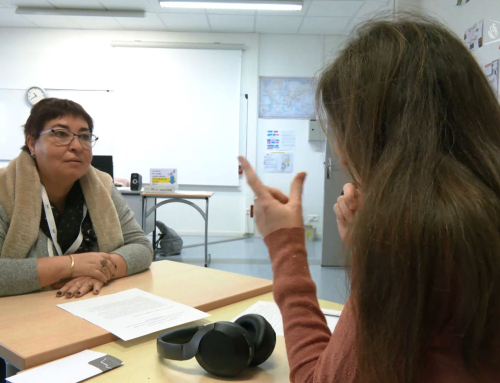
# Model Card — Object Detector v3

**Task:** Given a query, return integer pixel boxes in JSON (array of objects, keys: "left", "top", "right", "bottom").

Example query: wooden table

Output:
[
  {"left": 0, "top": 260, "right": 272, "bottom": 370},
  {"left": 141, "top": 192, "right": 215, "bottom": 266},
  {"left": 87, "top": 292, "right": 344, "bottom": 382}
]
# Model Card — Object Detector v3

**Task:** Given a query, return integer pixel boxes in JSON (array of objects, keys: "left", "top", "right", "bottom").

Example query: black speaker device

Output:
[
  {"left": 157, "top": 314, "right": 276, "bottom": 377},
  {"left": 130, "top": 173, "right": 142, "bottom": 191}
]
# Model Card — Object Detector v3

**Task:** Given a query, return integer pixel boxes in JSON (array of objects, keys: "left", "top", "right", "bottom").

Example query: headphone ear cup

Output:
[
  {"left": 235, "top": 314, "right": 276, "bottom": 367},
  {"left": 195, "top": 322, "right": 255, "bottom": 377}
]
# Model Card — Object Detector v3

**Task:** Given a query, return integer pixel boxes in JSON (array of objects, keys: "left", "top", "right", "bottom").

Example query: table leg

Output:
[
  {"left": 6, "top": 361, "right": 19, "bottom": 378},
  {"left": 205, "top": 197, "right": 210, "bottom": 267}
]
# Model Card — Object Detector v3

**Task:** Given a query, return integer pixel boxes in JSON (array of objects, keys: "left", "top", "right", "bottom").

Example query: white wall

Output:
[
  {"left": 415, "top": 0, "right": 499, "bottom": 69},
  {"left": 0, "top": 27, "right": 347, "bottom": 238},
  {"left": 257, "top": 34, "right": 345, "bottom": 238},
  {"left": 0, "top": 27, "right": 259, "bottom": 237}
]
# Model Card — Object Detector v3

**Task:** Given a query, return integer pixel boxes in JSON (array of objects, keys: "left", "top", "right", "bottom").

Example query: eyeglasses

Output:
[{"left": 39, "top": 128, "right": 99, "bottom": 149}]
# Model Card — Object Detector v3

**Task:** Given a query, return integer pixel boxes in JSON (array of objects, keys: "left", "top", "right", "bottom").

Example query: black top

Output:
[{"left": 40, "top": 181, "right": 98, "bottom": 254}]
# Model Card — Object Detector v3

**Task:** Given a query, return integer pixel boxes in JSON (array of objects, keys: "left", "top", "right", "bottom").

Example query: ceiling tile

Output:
[
  {"left": 49, "top": 0, "right": 105, "bottom": 8},
  {"left": 20, "top": 13, "right": 79, "bottom": 28},
  {"left": 208, "top": 14, "right": 254, "bottom": 32},
  {"left": 0, "top": 8, "right": 36, "bottom": 26},
  {"left": 355, "top": 1, "right": 393, "bottom": 19},
  {"left": 256, "top": 15, "right": 302, "bottom": 34},
  {"left": 307, "top": 1, "right": 363, "bottom": 17},
  {"left": 0, "top": 0, "right": 52, "bottom": 6},
  {"left": 300, "top": 16, "right": 350, "bottom": 34},
  {"left": 114, "top": 11, "right": 165, "bottom": 29},
  {"left": 155, "top": 7, "right": 205, "bottom": 14},
  {"left": 159, "top": 13, "right": 210, "bottom": 31},
  {"left": 66, "top": 15, "right": 123, "bottom": 29},
  {"left": 98, "top": 0, "right": 154, "bottom": 12}
]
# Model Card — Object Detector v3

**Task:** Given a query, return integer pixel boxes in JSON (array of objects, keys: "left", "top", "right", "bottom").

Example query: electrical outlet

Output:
[{"left": 307, "top": 215, "right": 319, "bottom": 222}]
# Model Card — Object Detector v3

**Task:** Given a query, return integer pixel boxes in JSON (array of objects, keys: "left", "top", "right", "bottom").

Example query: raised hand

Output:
[{"left": 239, "top": 156, "right": 306, "bottom": 237}]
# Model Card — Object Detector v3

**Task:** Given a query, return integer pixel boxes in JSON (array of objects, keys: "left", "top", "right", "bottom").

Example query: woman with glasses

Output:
[{"left": 0, "top": 98, "right": 153, "bottom": 298}]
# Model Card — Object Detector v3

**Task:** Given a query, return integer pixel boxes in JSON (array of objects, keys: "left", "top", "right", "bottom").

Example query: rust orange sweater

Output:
[{"left": 265, "top": 227, "right": 500, "bottom": 383}]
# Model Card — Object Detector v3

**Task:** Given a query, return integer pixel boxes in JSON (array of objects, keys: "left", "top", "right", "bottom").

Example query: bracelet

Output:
[{"left": 68, "top": 254, "right": 75, "bottom": 278}]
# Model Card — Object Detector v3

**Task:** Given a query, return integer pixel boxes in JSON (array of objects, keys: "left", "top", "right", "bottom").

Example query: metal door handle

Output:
[{"left": 326, "top": 158, "right": 332, "bottom": 179}]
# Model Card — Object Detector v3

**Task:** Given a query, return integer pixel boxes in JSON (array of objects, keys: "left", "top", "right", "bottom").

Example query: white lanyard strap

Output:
[{"left": 41, "top": 185, "right": 87, "bottom": 256}]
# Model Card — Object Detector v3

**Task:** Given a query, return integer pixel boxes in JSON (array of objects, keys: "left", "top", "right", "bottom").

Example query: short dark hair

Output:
[{"left": 22, "top": 98, "right": 94, "bottom": 153}]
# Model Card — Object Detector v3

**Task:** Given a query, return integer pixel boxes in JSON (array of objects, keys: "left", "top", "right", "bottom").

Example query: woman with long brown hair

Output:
[{"left": 239, "top": 15, "right": 500, "bottom": 383}]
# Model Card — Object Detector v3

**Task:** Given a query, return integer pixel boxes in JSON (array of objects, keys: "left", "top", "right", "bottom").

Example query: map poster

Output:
[{"left": 259, "top": 77, "right": 317, "bottom": 119}]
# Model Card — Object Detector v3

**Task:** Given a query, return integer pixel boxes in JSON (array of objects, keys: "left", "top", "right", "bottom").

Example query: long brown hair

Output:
[{"left": 317, "top": 15, "right": 500, "bottom": 382}]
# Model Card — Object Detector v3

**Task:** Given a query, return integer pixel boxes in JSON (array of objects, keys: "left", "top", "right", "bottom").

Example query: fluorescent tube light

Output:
[
  {"left": 111, "top": 41, "right": 246, "bottom": 50},
  {"left": 15, "top": 7, "right": 146, "bottom": 18},
  {"left": 159, "top": 0, "right": 302, "bottom": 11}
]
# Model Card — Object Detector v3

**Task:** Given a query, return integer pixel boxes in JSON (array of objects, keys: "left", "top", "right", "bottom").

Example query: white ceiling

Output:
[{"left": 0, "top": 0, "right": 393, "bottom": 35}]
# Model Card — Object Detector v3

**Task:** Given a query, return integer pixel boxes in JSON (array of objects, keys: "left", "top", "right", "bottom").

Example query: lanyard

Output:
[{"left": 41, "top": 184, "right": 88, "bottom": 256}]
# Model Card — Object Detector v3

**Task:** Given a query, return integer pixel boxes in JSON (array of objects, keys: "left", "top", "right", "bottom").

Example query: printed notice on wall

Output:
[
  {"left": 464, "top": 20, "right": 483, "bottom": 51},
  {"left": 281, "top": 130, "right": 296, "bottom": 151},
  {"left": 266, "top": 130, "right": 296, "bottom": 151},
  {"left": 264, "top": 153, "right": 294, "bottom": 173},
  {"left": 484, "top": 59, "right": 499, "bottom": 95}
]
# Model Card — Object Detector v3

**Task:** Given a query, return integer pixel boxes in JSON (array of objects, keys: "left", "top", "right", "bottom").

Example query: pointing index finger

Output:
[{"left": 238, "top": 156, "right": 269, "bottom": 199}]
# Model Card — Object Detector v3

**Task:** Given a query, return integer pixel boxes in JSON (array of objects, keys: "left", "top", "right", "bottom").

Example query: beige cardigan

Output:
[
  {"left": 0, "top": 151, "right": 153, "bottom": 296},
  {"left": 0, "top": 151, "right": 124, "bottom": 259}
]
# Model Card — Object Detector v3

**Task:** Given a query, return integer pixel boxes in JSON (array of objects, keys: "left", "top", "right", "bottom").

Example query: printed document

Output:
[{"left": 58, "top": 288, "right": 210, "bottom": 341}]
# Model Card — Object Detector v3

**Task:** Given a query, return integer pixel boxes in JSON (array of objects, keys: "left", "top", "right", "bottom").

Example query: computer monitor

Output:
[{"left": 91, "top": 155, "right": 113, "bottom": 179}]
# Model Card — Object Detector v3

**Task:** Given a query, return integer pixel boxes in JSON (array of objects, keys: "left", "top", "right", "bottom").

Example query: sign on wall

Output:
[
  {"left": 464, "top": 20, "right": 484, "bottom": 50},
  {"left": 484, "top": 59, "right": 499, "bottom": 95}
]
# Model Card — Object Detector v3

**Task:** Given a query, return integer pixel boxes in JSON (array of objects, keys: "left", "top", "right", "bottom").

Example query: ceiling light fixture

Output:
[
  {"left": 159, "top": 0, "right": 302, "bottom": 11},
  {"left": 112, "top": 41, "right": 246, "bottom": 50},
  {"left": 15, "top": 7, "right": 146, "bottom": 18}
]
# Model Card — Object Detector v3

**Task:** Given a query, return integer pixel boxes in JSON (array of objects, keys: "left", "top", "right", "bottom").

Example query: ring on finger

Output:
[
  {"left": 100, "top": 258, "right": 108, "bottom": 267},
  {"left": 102, "top": 267, "right": 109, "bottom": 273}
]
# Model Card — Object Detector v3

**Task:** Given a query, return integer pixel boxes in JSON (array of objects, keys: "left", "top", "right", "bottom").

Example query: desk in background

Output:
[
  {"left": 118, "top": 188, "right": 156, "bottom": 235},
  {"left": 88, "top": 292, "right": 344, "bottom": 382},
  {"left": 0, "top": 261, "right": 272, "bottom": 371},
  {"left": 141, "top": 192, "right": 214, "bottom": 267},
  {"left": 118, "top": 188, "right": 214, "bottom": 267}
]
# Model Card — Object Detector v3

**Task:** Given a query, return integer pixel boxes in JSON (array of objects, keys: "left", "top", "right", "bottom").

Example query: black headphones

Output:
[{"left": 157, "top": 314, "right": 276, "bottom": 377}]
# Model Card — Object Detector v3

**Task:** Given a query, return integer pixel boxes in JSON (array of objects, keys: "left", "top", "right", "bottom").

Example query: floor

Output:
[{"left": 153, "top": 235, "right": 350, "bottom": 305}]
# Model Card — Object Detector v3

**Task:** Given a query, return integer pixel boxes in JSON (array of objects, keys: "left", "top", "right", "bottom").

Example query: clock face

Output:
[{"left": 27, "top": 87, "right": 46, "bottom": 105}]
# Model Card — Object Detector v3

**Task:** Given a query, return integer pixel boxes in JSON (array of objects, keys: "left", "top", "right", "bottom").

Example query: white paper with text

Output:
[{"left": 57, "top": 288, "right": 209, "bottom": 340}]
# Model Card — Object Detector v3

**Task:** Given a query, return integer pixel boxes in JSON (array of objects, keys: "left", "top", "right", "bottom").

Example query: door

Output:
[{"left": 321, "top": 143, "right": 349, "bottom": 267}]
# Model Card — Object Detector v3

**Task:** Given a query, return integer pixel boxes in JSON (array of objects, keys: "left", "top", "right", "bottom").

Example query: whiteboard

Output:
[
  {"left": 0, "top": 90, "right": 115, "bottom": 160},
  {"left": 0, "top": 89, "right": 31, "bottom": 160},
  {"left": 0, "top": 48, "right": 242, "bottom": 186},
  {"left": 112, "top": 48, "right": 242, "bottom": 187}
]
